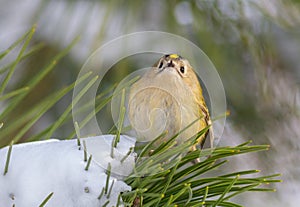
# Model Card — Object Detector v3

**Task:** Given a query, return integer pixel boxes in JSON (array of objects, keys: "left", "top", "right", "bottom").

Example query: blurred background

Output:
[{"left": 0, "top": 0, "right": 299, "bottom": 206}]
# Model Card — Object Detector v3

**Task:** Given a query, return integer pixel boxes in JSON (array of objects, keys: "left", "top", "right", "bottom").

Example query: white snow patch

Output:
[{"left": 0, "top": 135, "right": 136, "bottom": 207}]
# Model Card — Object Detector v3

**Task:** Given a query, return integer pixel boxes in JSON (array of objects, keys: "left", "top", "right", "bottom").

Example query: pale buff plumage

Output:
[{"left": 128, "top": 54, "right": 213, "bottom": 150}]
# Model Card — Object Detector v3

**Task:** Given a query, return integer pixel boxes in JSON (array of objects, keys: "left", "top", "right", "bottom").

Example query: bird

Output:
[{"left": 128, "top": 54, "right": 213, "bottom": 153}]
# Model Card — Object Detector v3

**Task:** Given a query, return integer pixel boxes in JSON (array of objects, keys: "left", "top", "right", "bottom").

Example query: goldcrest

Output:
[{"left": 128, "top": 54, "right": 213, "bottom": 151}]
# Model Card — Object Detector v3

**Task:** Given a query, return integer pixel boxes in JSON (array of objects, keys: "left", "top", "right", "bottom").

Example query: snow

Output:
[{"left": 0, "top": 135, "right": 136, "bottom": 207}]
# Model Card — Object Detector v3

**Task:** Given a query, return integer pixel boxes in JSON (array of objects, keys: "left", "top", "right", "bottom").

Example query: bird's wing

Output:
[{"left": 199, "top": 103, "right": 214, "bottom": 149}]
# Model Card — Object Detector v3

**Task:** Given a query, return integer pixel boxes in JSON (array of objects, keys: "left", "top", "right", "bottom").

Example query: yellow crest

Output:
[{"left": 169, "top": 54, "right": 179, "bottom": 59}]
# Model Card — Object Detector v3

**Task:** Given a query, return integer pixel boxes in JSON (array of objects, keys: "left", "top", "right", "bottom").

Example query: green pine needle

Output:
[
  {"left": 85, "top": 155, "right": 92, "bottom": 171},
  {"left": 38, "top": 192, "right": 54, "bottom": 207},
  {"left": 105, "top": 163, "right": 112, "bottom": 194},
  {"left": 3, "top": 141, "right": 13, "bottom": 175},
  {"left": 122, "top": 140, "right": 281, "bottom": 206}
]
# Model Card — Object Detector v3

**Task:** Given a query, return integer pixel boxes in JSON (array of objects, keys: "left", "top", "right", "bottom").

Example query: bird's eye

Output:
[
  {"left": 180, "top": 66, "right": 185, "bottom": 73},
  {"left": 158, "top": 61, "right": 163, "bottom": 69}
]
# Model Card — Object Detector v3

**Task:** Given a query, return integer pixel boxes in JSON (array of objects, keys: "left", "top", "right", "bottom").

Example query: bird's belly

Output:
[{"left": 129, "top": 88, "right": 200, "bottom": 144}]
